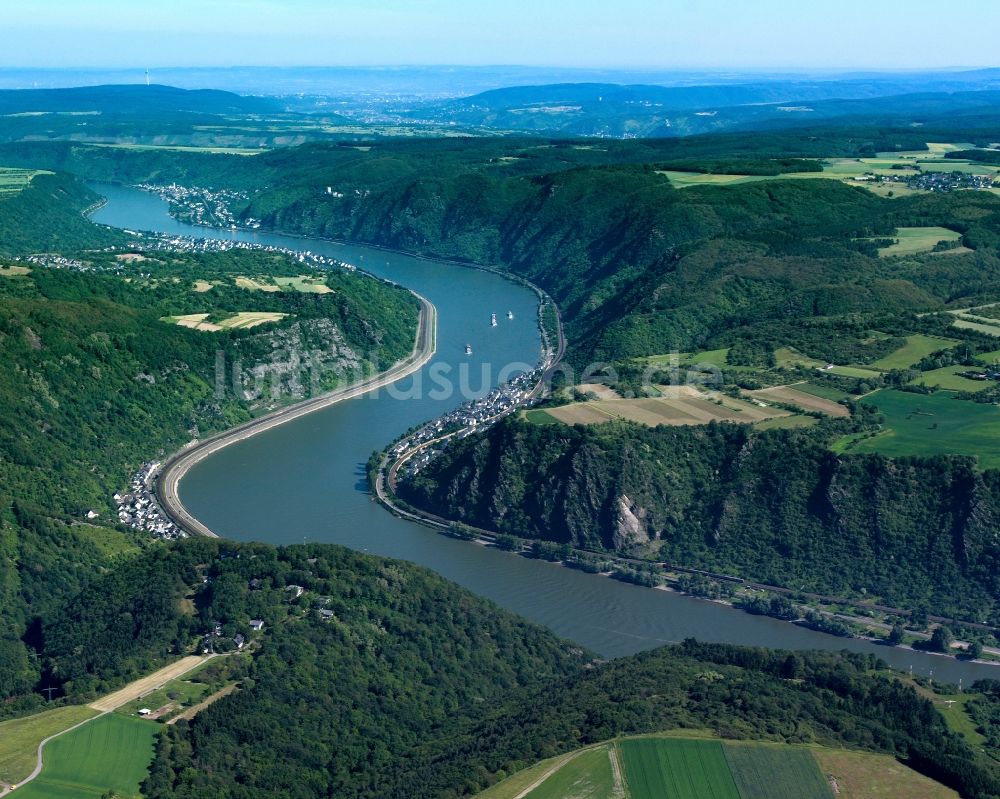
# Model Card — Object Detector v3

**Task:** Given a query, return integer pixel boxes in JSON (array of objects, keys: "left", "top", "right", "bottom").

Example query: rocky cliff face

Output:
[{"left": 400, "top": 417, "right": 1000, "bottom": 621}]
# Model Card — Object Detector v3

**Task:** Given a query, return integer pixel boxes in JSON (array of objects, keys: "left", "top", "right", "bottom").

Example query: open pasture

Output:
[
  {"left": 845, "top": 389, "right": 1000, "bottom": 469},
  {"left": 0, "top": 265, "right": 31, "bottom": 276},
  {"left": 908, "top": 366, "right": 996, "bottom": 392},
  {"left": 235, "top": 276, "right": 281, "bottom": 292},
  {"left": 872, "top": 334, "right": 959, "bottom": 370},
  {"left": 822, "top": 365, "right": 882, "bottom": 379},
  {"left": 747, "top": 385, "right": 849, "bottom": 417},
  {"left": 774, "top": 347, "right": 825, "bottom": 369},
  {"left": 13, "top": 714, "right": 157, "bottom": 799},
  {"left": 812, "top": 749, "right": 957, "bottom": 799},
  {"left": 877, "top": 227, "right": 962, "bottom": 257}
]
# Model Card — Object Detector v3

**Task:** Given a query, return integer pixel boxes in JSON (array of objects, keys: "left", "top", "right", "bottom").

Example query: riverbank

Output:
[{"left": 155, "top": 293, "right": 437, "bottom": 537}]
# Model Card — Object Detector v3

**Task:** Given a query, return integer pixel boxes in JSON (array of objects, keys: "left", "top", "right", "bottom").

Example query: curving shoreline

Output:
[{"left": 155, "top": 294, "right": 436, "bottom": 538}]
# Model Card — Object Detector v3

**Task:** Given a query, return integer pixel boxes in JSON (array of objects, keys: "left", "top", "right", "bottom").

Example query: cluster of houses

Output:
[
  {"left": 139, "top": 182, "right": 258, "bottom": 230},
  {"left": 129, "top": 231, "right": 356, "bottom": 272},
  {"left": 864, "top": 171, "right": 998, "bottom": 192},
  {"left": 200, "top": 618, "right": 265, "bottom": 654},
  {"left": 392, "top": 367, "right": 543, "bottom": 477},
  {"left": 961, "top": 366, "right": 1000, "bottom": 381},
  {"left": 115, "top": 461, "right": 184, "bottom": 540}
]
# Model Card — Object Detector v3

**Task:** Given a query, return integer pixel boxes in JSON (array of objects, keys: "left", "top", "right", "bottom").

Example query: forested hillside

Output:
[
  {"left": 6, "top": 134, "right": 1000, "bottom": 367},
  {"left": 0, "top": 171, "right": 123, "bottom": 255},
  {"left": 400, "top": 418, "right": 1000, "bottom": 623},
  {"left": 0, "top": 191, "right": 419, "bottom": 710}
]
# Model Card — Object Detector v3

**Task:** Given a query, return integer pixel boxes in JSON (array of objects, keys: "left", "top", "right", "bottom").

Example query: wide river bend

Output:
[{"left": 92, "top": 184, "right": 995, "bottom": 683}]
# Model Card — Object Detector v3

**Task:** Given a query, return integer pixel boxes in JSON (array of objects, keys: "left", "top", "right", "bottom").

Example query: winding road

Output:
[{"left": 156, "top": 294, "right": 437, "bottom": 537}]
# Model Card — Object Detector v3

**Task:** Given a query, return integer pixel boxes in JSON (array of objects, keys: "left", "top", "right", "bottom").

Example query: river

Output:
[{"left": 91, "top": 183, "right": 996, "bottom": 684}]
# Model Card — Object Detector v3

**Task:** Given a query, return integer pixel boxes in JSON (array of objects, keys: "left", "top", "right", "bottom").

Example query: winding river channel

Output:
[{"left": 92, "top": 184, "right": 996, "bottom": 684}]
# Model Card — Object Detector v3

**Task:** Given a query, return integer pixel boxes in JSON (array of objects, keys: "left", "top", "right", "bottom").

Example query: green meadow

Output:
[
  {"left": 872, "top": 334, "right": 959, "bottom": 370},
  {"left": 846, "top": 390, "right": 1000, "bottom": 469},
  {"left": 14, "top": 714, "right": 157, "bottom": 799}
]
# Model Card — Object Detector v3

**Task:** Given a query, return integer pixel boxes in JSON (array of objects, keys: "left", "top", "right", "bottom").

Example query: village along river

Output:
[{"left": 93, "top": 184, "right": 996, "bottom": 684}]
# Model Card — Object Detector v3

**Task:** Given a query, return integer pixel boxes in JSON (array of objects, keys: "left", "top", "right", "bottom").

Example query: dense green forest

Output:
[
  {"left": 0, "top": 186, "right": 419, "bottom": 710},
  {"left": 400, "top": 417, "right": 1000, "bottom": 624},
  {"left": 35, "top": 536, "right": 996, "bottom": 799},
  {"left": 0, "top": 171, "right": 124, "bottom": 255}
]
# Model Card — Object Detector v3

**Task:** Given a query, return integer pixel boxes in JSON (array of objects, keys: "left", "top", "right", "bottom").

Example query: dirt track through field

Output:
[{"left": 88, "top": 656, "right": 210, "bottom": 712}]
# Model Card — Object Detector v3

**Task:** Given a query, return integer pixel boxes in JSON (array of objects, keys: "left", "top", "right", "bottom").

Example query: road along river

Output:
[{"left": 92, "top": 183, "right": 997, "bottom": 683}]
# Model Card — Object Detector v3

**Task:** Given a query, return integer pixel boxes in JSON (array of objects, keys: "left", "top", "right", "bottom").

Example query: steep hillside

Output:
[{"left": 400, "top": 417, "right": 1000, "bottom": 623}]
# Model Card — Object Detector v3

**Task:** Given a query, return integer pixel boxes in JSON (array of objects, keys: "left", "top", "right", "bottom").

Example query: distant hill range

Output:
[
  {"left": 403, "top": 70, "right": 1000, "bottom": 136},
  {"left": 0, "top": 84, "right": 281, "bottom": 117}
]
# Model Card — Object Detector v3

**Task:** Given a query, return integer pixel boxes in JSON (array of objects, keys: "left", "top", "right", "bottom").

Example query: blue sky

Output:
[{"left": 3, "top": 0, "right": 999, "bottom": 69}]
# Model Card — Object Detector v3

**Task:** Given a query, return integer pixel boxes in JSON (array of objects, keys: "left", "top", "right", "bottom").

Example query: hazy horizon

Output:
[{"left": 4, "top": 0, "right": 1000, "bottom": 71}]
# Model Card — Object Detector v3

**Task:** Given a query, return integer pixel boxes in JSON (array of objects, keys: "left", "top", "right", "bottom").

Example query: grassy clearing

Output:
[
  {"left": 774, "top": 347, "right": 825, "bottom": 369},
  {"left": 975, "top": 349, "right": 1000, "bottom": 365},
  {"left": 844, "top": 389, "right": 1000, "bottom": 469},
  {"left": 69, "top": 523, "right": 142, "bottom": 558},
  {"left": 14, "top": 714, "right": 157, "bottom": 799},
  {"left": 0, "top": 706, "right": 99, "bottom": 785},
  {"left": 522, "top": 409, "right": 564, "bottom": 425},
  {"left": 474, "top": 754, "right": 571, "bottom": 799},
  {"left": 872, "top": 334, "right": 959, "bottom": 370},
  {"left": 0, "top": 265, "right": 31, "bottom": 276},
  {"left": 952, "top": 316, "right": 1000, "bottom": 337},
  {"left": 823, "top": 365, "right": 883, "bottom": 379},
  {"left": 722, "top": 742, "right": 832, "bottom": 799},
  {"left": 273, "top": 275, "right": 334, "bottom": 294},
  {"left": 754, "top": 414, "right": 818, "bottom": 430},
  {"left": 525, "top": 747, "right": 616, "bottom": 799},
  {"left": 619, "top": 738, "right": 739, "bottom": 799},
  {"left": 812, "top": 749, "right": 958, "bottom": 799},
  {"left": 192, "top": 280, "right": 214, "bottom": 292},
  {"left": 878, "top": 227, "right": 962, "bottom": 258},
  {"left": 236, "top": 275, "right": 332, "bottom": 294},
  {"left": 235, "top": 276, "right": 281, "bottom": 292},
  {"left": 908, "top": 366, "right": 996, "bottom": 392}
]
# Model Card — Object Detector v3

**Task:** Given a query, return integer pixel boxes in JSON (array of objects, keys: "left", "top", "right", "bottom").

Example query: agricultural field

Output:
[
  {"left": 477, "top": 736, "right": 957, "bottom": 799},
  {"left": 0, "top": 264, "right": 31, "bottom": 276},
  {"left": 619, "top": 738, "right": 739, "bottom": 799},
  {"left": 722, "top": 743, "right": 831, "bottom": 799},
  {"left": 90, "top": 142, "right": 265, "bottom": 155},
  {"left": 192, "top": 279, "right": 215, "bottom": 292},
  {"left": 877, "top": 227, "right": 963, "bottom": 258},
  {"left": 162, "top": 311, "right": 288, "bottom": 331},
  {"left": 843, "top": 389, "right": 1000, "bottom": 469},
  {"left": 747, "top": 385, "right": 850, "bottom": 417},
  {"left": 0, "top": 167, "right": 49, "bottom": 196},
  {"left": 0, "top": 706, "right": 98, "bottom": 785},
  {"left": 872, "top": 334, "right": 959, "bottom": 370},
  {"left": 535, "top": 388, "right": 790, "bottom": 428},
  {"left": 13, "top": 714, "right": 157, "bottom": 799},
  {"left": 753, "top": 414, "right": 817, "bottom": 430}
]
